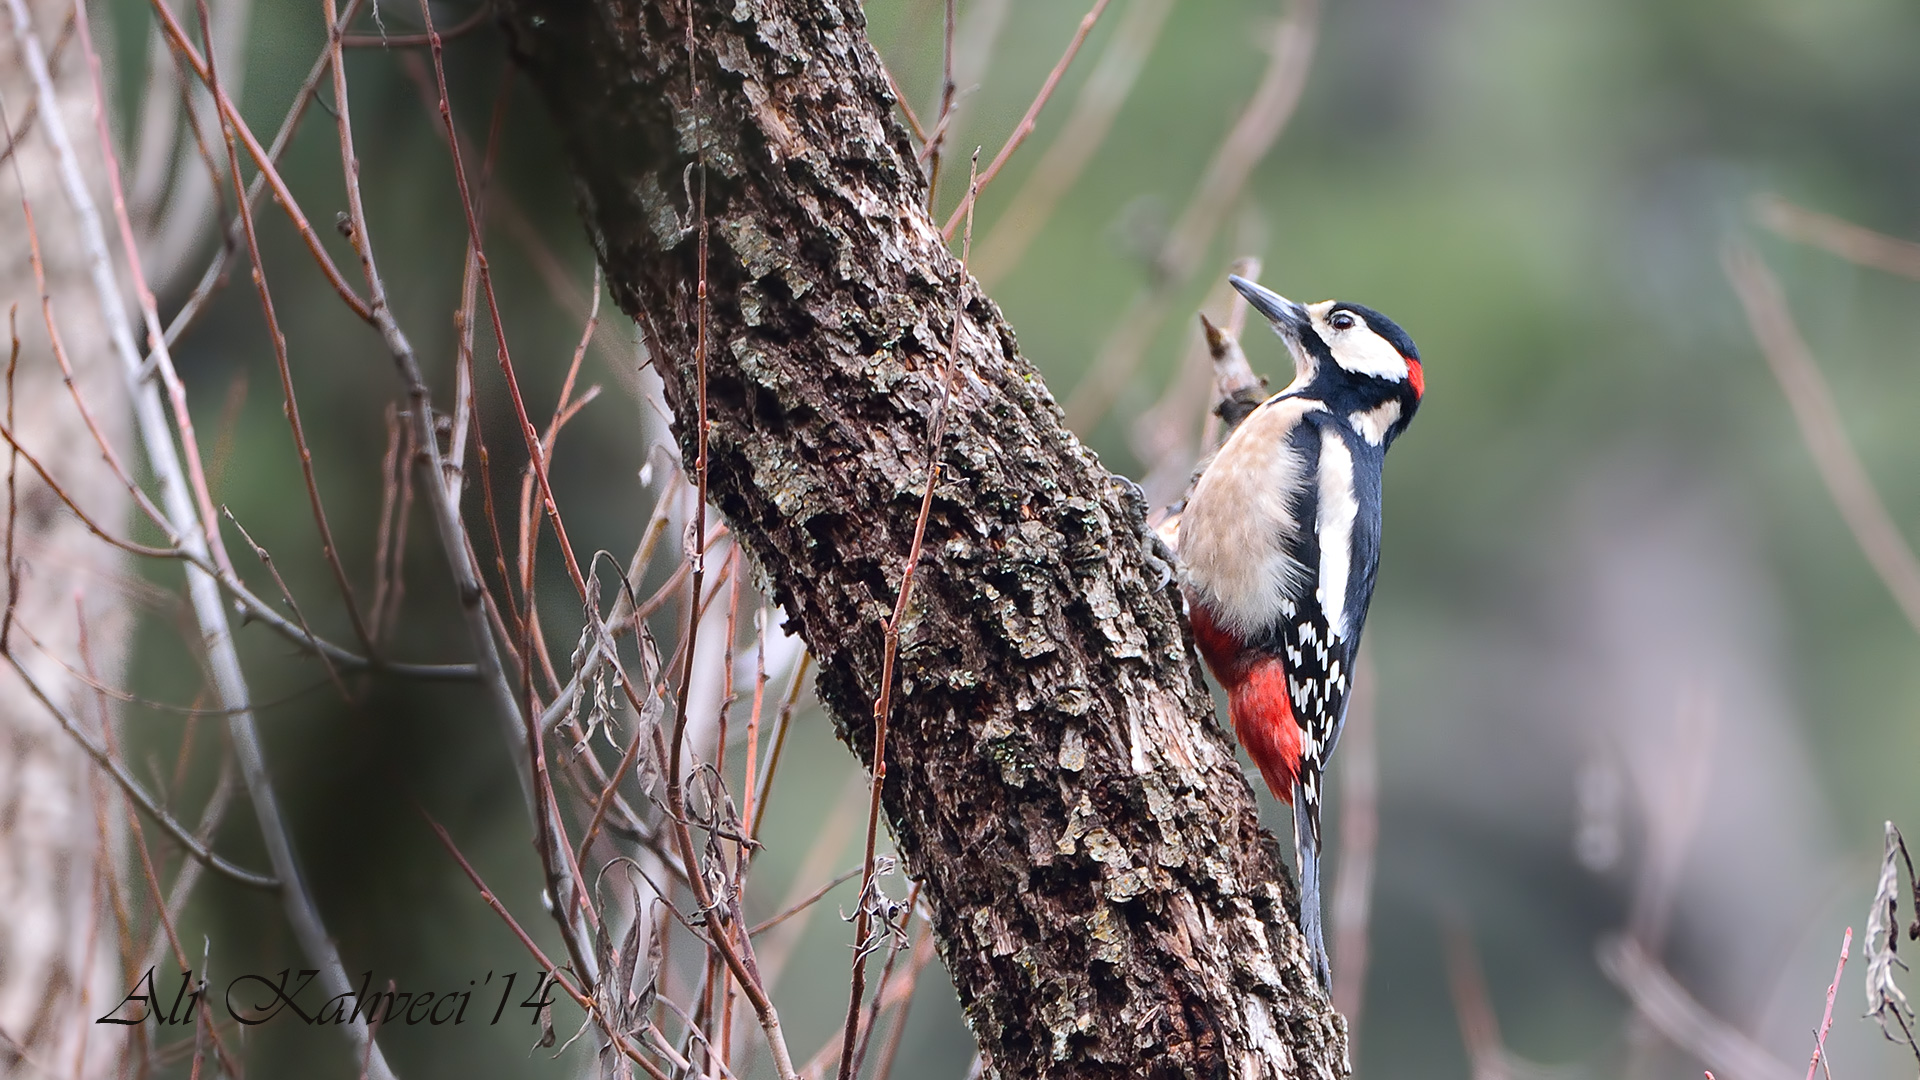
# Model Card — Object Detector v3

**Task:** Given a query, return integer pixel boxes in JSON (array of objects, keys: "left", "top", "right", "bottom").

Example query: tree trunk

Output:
[
  {"left": 498, "top": 3, "right": 1348, "bottom": 1076},
  {"left": 0, "top": 0, "right": 134, "bottom": 1073}
]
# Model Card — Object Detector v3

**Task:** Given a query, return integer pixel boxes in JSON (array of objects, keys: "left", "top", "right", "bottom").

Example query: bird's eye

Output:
[{"left": 1328, "top": 311, "right": 1357, "bottom": 332}]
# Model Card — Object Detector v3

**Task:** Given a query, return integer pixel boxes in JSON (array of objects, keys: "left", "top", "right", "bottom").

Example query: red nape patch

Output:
[
  {"left": 1406, "top": 358, "right": 1425, "bottom": 399},
  {"left": 1229, "top": 661, "right": 1300, "bottom": 804}
]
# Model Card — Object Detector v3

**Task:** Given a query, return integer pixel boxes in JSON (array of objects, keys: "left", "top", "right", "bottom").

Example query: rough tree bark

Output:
[{"left": 499, "top": 2, "right": 1348, "bottom": 1076}]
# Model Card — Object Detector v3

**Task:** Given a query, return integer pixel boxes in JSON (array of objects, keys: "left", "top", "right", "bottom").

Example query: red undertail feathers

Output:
[
  {"left": 1187, "top": 599, "right": 1302, "bottom": 803},
  {"left": 1229, "top": 662, "right": 1301, "bottom": 803}
]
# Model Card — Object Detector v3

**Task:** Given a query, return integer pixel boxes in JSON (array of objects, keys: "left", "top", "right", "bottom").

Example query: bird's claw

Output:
[{"left": 1112, "top": 474, "right": 1178, "bottom": 592}]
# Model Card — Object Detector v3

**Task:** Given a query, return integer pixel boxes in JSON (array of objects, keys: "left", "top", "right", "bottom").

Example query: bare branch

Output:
[
  {"left": 200, "top": 0, "right": 377, "bottom": 653},
  {"left": 1754, "top": 194, "right": 1920, "bottom": 281},
  {"left": 147, "top": 0, "right": 373, "bottom": 323},
  {"left": 939, "top": 0, "right": 1113, "bottom": 239},
  {"left": 341, "top": 2, "right": 491, "bottom": 47},
  {"left": 970, "top": 0, "right": 1176, "bottom": 286},
  {"left": 8, "top": 0, "right": 396, "bottom": 1071},
  {"left": 423, "top": 814, "right": 666, "bottom": 1076},
  {"left": 1598, "top": 935, "right": 1799, "bottom": 1080},
  {"left": 1723, "top": 241, "right": 1920, "bottom": 638},
  {"left": 1064, "top": 0, "right": 1319, "bottom": 431},
  {"left": 156, "top": 0, "right": 370, "bottom": 344},
  {"left": 3, "top": 653, "right": 277, "bottom": 891},
  {"left": 1803, "top": 928, "right": 1850, "bottom": 1080}
]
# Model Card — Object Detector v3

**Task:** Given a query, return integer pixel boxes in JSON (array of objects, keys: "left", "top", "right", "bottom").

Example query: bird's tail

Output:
[{"left": 1291, "top": 779, "right": 1331, "bottom": 992}]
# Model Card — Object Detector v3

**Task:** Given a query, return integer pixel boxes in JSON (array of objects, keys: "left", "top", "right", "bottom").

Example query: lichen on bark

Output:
[{"left": 499, "top": 1, "right": 1349, "bottom": 1075}]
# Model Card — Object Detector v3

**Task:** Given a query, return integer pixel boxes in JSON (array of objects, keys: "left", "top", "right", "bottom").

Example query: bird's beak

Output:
[{"left": 1228, "top": 275, "right": 1310, "bottom": 337}]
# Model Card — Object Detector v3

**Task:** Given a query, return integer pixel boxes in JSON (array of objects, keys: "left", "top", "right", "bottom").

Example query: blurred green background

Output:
[{"left": 100, "top": 0, "right": 1920, "bottom": 1076}]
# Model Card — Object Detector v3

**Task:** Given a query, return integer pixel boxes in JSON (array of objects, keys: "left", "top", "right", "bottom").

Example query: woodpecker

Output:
[{"left": 1178, "top": 275, "right": 1423, "bottom": 992}]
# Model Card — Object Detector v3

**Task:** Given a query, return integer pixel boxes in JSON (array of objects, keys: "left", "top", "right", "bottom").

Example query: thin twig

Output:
[
  {"left": 838, "top": 153, "right": 982, "bottom": 1080},
  {"left": 747, "top": 773, "right": 865, "bottom": 1009},
  {"left": 1064, "top": 0, "right": 1320, "bottom": 431},
  {"left": 420, "top": 0, "right": 594, "bottom": 615},
  {"left": 2, "top": 306, "right": 16, "bottom": 653},
  {"left": 6, "top": 8, "right": 390, "bottom": 1073},
  {"left": 923, "top": 0, "right": 956, "bottom": 208},
  {"left": 10, "top": 618, "right": 329, "bottom": 717},
  {"left": 1804, "top": 928, "right": 1851, "bottom": 1080},
  {"left": 341, "top": 1, "right": 491, "bottom": 46},
  {"left": 146, "top": 0, "right": 372, "bottom": 322},
  {"left": 939, "top": 0, "right": 1114, "bottom": 240},
  {"left": 223, "top": 509, "right": 361, "bottom": 710},
  {"left": 424, "top": 813, "right": 667, "bottom": 1078},
  {"left": 880, "top": 62, "right": 930, "bottom": 145},
  {"left": 444, "top": 66, "right": 514, "bottom": 501},
  {"left": 751, "top": 649, "right": 811, "bottom": 842},
  {"left": 738, "top": 605, "right": 771, "bottom": 851},
  {"left": 648, "top": 6, "right": 798, "bottom": 1074},
  {"left": 0, "top": 421, "right": 177, "bottom": 559},
  {"left": 870, "top": 915, "right": 939, "bottom": 1080},
  {"left": 370, "top": 405, "right": 406, "bottom": 638},
  {"left": 851, "top": 883, "right": 922, "bottom": 1079},
  {"left": 155, "top": 0, "right": 371, "bottom": 346},
  {"left": 1754, "top": 194, "right": 1920, "bottom": 281},
  {"left": 971, "top": 0, "right": 1177, "bottom": 285},
  {"left": 750, "top": 867, "right": 864, "bottom": 937},
  {"left": 138, "top": 18, "right": 234, "bottom": 288},
  {"left": 1598, "top": 935, "right": 1799, "bottom": 1080},
  {"left": 199, "top": 0, "right": 377, "bottom": 652},
  {"left": 1724, "top": 241, "right": 1920, "bottom": 638},
  {"left": 2, "top": 653, "right": 277, "bottom": 890},
  {"left": 211, "top": 552, "right": 477, "bottom": 679},
  {"left": 128, "top": 19, "right": 186, "bottom": 218}
]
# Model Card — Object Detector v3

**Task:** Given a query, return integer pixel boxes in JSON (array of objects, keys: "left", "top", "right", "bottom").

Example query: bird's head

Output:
[{"left": 1228, "top": 275, "right": 1424, "bottom": 442}]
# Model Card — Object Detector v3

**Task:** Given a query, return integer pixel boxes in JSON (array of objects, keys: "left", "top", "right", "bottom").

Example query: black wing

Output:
[{"left": 1262, "top": 417, "right": 1382, "bottom": 842}]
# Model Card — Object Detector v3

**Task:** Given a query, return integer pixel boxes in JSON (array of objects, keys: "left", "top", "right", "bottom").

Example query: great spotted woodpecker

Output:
[{"left": 1178, "top": 275, "right": 1423, "bottom": 991}]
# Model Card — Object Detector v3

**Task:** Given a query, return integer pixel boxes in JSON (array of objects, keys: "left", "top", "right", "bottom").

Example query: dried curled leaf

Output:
[{"left": 1866, "top": 822, "right": 1920, "bottom": 1065}]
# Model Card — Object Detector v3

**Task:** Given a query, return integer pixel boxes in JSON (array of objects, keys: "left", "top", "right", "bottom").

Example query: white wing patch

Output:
[
  {"left": 1177, "top": 397, "right": 1322, "bottom": 638},
  {"left": 1314, "top": 428, "right": 1358, "bottom": 640}
]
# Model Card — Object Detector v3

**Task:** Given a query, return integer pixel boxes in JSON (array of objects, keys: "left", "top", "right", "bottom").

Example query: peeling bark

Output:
[{"left": 498, "top": 2, "right": 1348, "bottom": 1076}]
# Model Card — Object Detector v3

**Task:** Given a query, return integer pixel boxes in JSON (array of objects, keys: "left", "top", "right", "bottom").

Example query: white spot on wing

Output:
[{"left": 1315, "top": 428, "right": 1358, "bottom": 640}]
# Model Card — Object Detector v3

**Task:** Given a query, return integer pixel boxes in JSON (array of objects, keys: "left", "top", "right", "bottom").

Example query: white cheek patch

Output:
[
  {"left": 1314, "top": 428, "right": 1358, "bottom": 640},
  {"left": 1327, "top": 328, "right": 1409, "bottom": 382},
  {"left": 1347, "top": 399, "right": 1401, "bottom": 446},
  {"left": 1178, "top": 397, "right": 1323, "bottom": 638}
]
